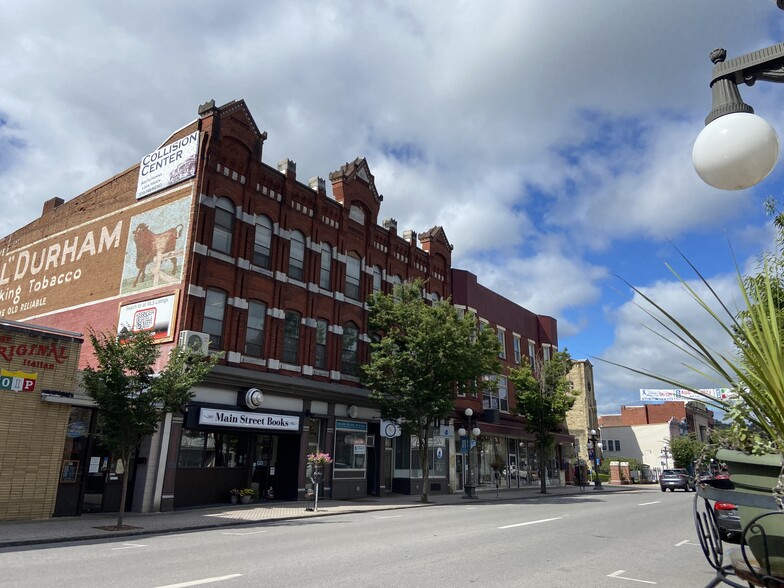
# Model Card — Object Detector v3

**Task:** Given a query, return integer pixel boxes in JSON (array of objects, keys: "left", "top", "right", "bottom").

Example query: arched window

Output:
[
  {"left": 288, "top": 231, "right": 305, "bottom": 281},
  {"left": 319, "top": 243, "right": 332, "bottom": 289},
  {"left": 245, "top": 300, "right": 267, "bottom": 357},
  {"left": 203, "top": 288, "right": 227, "bottom": 349},
  {"left": 372, "top": 266, "right": 383, "bottom": 293},
  {"left": 314, "top": 318, "right": 328, "bottom": 369},
  {"left": 283, "top": 311, "right": 301, "bottom": 364},
  {"left": 211, "top": 197, "right": 235, "bottom": 254},
  {"left": 341, "top": 322, "right": 359, "bottom": 376},
  {"left": 345, "top": 254, "right": 361, "bottom": 300},
  {"left": 349, "top": 204, "right": 365, "bottom": 225},
  {"left": 253, "top": 216, "right": 273, "bottom": 268}
]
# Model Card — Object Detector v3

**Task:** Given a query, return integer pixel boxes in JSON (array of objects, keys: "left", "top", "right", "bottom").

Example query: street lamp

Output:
[
  {"left": 458, "top": 408, "right": 481, "bottom": 499},
  {"left": 692, "top": 4, "right": 784, "bottom": 190},
  {"left": 587, "top": 429, "right": 603, "bottom": 490},
  {"left": 660, "top": 446, "right": 671, "bottom": 470}
]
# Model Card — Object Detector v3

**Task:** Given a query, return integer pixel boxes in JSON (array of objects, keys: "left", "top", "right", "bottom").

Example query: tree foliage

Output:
[
  {"left": 668, "top": 434, "right": 704, "bottom": 472},
  {"left": 82, "top": 329, "right": 220, "bottom": 527},
  {"left": 362, "top": 279, "right": 502, "bottom": 503},
  {"left": 510, "top": 349, "right": 576, "bottom": 493}
]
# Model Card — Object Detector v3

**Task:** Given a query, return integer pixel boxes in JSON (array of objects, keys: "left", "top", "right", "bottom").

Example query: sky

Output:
[{"left": 2, "top": 1, "right": 784, "bottom": 418}]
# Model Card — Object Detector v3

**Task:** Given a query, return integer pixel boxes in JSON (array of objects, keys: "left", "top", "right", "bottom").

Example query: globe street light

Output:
[
  {"left": 660, "top": 446, "right": 671, "bottom": 470},
  {"left": 458, "top": 408, "right": 481, "bottom": 499},
  {"left": 588, "top": 428, "right": 603, "bottom": 490},
  {"left": 692, "top": 5, "right": 784, "bottom": 190}
]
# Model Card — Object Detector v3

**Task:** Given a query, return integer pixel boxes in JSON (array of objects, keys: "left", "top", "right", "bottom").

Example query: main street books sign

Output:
[
  {"left": 135, "top": 131, "right": 199, "bottom": 200},
  {"left": 198, "top": 408, "right": 300, "bottom": 432}
]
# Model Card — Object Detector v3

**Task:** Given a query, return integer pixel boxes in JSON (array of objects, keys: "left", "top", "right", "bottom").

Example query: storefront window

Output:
[
  {"left": 334, "top": 420, "right": 367, "bottom": 471},
  {"left": 177, "top": 430, "right": 249, "bottom": 467},
  {"left": 410, "top": 435, "right": 447, "bottom": 478}
]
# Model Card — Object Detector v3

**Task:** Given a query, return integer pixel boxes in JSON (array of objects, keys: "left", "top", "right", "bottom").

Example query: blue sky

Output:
[{"left": 2, "top": 1, "right": 784, "bottom": 417}]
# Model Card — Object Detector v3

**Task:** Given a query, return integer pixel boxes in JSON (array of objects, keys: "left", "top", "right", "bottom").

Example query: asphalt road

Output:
[{"left": 1, "top": 487, "right": 718, "bottom": 587}]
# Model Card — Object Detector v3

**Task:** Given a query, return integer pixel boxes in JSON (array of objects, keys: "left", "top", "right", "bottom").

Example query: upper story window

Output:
[
  {"left": 341, "top": 321, "right": 359, "bottom": 376},
  {"left": 212, "top": 197, "right": 235, "bottom": 254},
  {"left": 513, "top": 335, "right": 522, "bottom": 364},
  {"left": 497, "top": 328, "right": 506, "bottom": 359},
  {"left": 543, "top": 344, "right": 552, "bottom": 362},
  {"left": 372, "top": 266, "right": 383, "bottom": 293},
  {"left": 203, "top": 288, "right": 227, "bottom": 349},
  {"left": 482, "top": 375, "right": 509, "bottom": 412},
  {"left": 320, "top": 243, "right": 332, "bottom": 289},
  {"left": 253, "top": 216, "right": 273, "bottom": 268},
  {"left": 315, "top": 319, "right": 328, "bottom": 370},
  {"left": 288, "top": 230, "right": 305, "bottom": 281},
  {"left": 349, "top": 204, "right": 365, "bottom": 224},
  {"left": 283, "top": 311, "right": 301, "bottom": 364},
  {"left": 528, "top": 340, "right": 536, "bottom": 368},
  {"left": 244, "top": 300, "right": 267, "bottom": 357},
  {"left": 345, "top": 254, "right": 361, "bottom": 300}
]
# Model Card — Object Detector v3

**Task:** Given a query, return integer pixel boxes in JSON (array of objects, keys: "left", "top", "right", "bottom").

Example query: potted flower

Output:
[
  {"left": 609, "top": 253, "right": 784, "bottom": 567},
  {"left": 307, "top": 451, "right": 333, "bottom": 466},
  {"left": 238, "top": 487, "right": 255, "bottom": 504},
  {"left": 229, "top": 488, "right": 240, "bottom": 504}
]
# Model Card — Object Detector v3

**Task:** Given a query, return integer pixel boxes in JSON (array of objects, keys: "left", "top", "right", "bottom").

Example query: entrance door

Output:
[{"left": 455, "top": 453, "right": 464, "bottom": 491}]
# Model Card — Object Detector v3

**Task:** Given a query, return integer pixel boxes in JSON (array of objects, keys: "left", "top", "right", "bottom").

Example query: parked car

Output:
[
  {"left": 659, "top": 468, "right": 695, "bottom": 492},
  {"left": 713, "top": 501, "right": 741, "bottom": 541}
]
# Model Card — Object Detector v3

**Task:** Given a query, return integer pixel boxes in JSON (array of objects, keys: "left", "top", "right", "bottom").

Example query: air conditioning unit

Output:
[{"left": 178, "top": 330, "right": 210, "bottom": 354}]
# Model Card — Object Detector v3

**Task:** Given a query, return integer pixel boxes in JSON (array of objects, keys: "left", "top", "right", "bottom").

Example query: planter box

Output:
[{"left": 716, "top": 449, "right": 784, "bottom": 572}]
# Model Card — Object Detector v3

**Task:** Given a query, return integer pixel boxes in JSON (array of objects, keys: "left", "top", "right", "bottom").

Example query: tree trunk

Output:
[
  {"left": 116, "top": 447, "right": 132, "bottom": 528},
  {"left": 539, "top": 439, "right": 547, "bottom": 494},
  {"left": 420, "top": 427, "right": 430, "bottom": 503}
]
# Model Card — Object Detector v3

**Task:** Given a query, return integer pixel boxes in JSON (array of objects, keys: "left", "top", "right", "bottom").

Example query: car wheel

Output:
[{"left": 661, "top": 487, "right": 666, "bottom": 492}]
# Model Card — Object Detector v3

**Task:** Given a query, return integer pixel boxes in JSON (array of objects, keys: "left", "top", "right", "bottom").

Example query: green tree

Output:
[
  {"left": 362, "top": 279, "right": 502, "bottom": 503},
  {"left": 82, "top": 329, "right": 220, "bottom": 528},
  {"left": 510, "top": 350, "right": 577, "bottom": 494},
  {"left": 668, "top": 434, "right": 704, "bottom": 473}
]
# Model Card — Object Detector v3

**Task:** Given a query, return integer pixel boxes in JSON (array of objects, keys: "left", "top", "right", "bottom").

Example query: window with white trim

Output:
[
  {"left": 253, "top": 215, "right": 273, "bottom": 268},
  {"left": 288, "top": 231, "right": 305, "bottom": 281},
  {"left": 244, "top": 300, "right": 266, "bottom": 357},
  {"left": 203, "top": 288, "right": 227, "bottom": 349},
  {"left": 212, "top": 197, "right": 234, "bottom": 254},
  {"left": 513, "top": 335, "right": 522, "bottom": 364},
  {"left": 319, "top": 243, "right": 332, "bottom": 289},
  {"left": 497, "top": 327, "right": 506, "bottom": 359},
  {"left": 528, "top": 340, "right": 536, "bottom": 368},
  {"left": 482, "top": 375, "right": 509, "bottom": 412},
  {"left": 345, "top": 254, "right": 361, "bottom": 300}
]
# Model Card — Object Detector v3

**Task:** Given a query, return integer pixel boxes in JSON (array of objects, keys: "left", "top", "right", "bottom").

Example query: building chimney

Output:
[
  {"left": 402, "top": 229, "right": 417, "bottom": 244},
  {"left": 308, "top": 176, "right": 326, "bottom": 195},
  {"left": 42, "top": 197, "right": 64, "bottom": 217},
  {"left": 383, "top": 218, "right": 398, "bottom": 235},
  {"left": 277, "top": 158, "right": 296, "bottom": 180}
]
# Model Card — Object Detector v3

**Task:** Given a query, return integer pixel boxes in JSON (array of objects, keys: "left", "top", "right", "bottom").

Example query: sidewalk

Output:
[{"left": 0, "top": 483, "right": 639, "bottom": 548}]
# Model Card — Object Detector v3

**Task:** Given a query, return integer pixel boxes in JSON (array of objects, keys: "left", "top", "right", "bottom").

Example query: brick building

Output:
[
  {"left": 598, "top": 400, "right": 714, "bottom": 478},
  {"left": 0, "top": 99, "right": 454, "bottom": 516},
  {"left": 450, "top": 269, "right": 572, "bottom": 491},
  {"left": 0, "top": 320, "right": 82, "bottom": 521}
]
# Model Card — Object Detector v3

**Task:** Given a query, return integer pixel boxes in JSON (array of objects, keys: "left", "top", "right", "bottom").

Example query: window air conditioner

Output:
[{"left": 178, "top": 330, "right": 210, "bottom": 354}]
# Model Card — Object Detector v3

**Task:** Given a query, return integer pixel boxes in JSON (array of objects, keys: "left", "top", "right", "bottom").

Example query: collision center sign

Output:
[{"left": 135, "top": 131, "right": 199, "bottom": 199}]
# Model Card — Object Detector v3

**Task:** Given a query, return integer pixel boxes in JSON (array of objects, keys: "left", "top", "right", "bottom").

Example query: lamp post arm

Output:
[{"left": 705, "top": 44, "right": 784, "bottom": 124}]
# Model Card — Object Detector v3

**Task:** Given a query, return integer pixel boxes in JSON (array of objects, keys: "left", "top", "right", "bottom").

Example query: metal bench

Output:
[{"left": 694, "top": 481, "right": 784, "bottom": 587}]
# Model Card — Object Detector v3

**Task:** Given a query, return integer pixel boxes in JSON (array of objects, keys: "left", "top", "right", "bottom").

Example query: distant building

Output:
[
  {"left": 599, "top": 400, "right": 715, "bottom": 477},
  {"left": 565, "top": 360, "right": 600, "bottom": 475}
]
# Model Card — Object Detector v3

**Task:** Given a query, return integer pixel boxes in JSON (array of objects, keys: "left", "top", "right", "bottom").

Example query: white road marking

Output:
[
  {"left": 637, "top": 501, "right": 661, "bottom": 506},
  {"left": 156, "top": 574, "right": 242, "bottom": 588},
  {"left": 222, "top": 530, "right": 267, "bottom": 536},
  {"left": 608, "top": 570, "right": 657, "bottom": 584},
  {"left": 675, "top": 539, "right": 700, "bottom": 547},
  {"left": 372, "top": 515, "right": 404, "bottom": 519},
  {"left": 498, "top": 516, "right": 563, "bottom": 529},
  {"left": 110, "top": 543, "right": 147, "bottom": 550}
]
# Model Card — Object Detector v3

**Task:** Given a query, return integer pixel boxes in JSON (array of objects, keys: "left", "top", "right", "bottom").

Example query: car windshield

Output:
[{"left": 663, "top": 469, "right": 686, "bottom": 476}]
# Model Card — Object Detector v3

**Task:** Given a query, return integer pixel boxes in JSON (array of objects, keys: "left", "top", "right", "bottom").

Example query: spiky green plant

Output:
[{"left": 606, "top": 254, "right": 784, "bottom": 454}]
